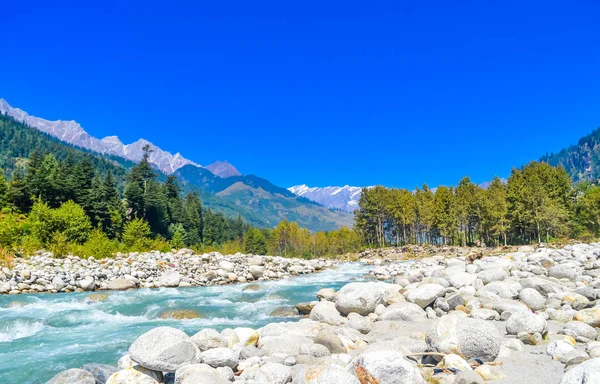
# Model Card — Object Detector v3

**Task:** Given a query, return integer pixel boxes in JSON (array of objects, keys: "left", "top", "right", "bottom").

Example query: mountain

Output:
[
  {"left": 0, "top": 100, "right": 353, "bottom": 231},
  {"left": 540, "top": 127, "right": 600, "bottom": 182},
  {"left": 289, "top": 185, "right": 364, "bottom": 212},
  {"left": 205, "top": 160, "right": 241, "bottom": 178},
  {"left": 0, "top": 98, "right": 199, "bottom": 174},
  {"left": 177, "top": 166, "right": 354, "bottom": 230}
]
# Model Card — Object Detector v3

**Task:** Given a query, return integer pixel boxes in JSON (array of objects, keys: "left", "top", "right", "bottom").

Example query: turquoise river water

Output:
[{"left": 0, "top": 263, "right": 371, "bottom": 383}]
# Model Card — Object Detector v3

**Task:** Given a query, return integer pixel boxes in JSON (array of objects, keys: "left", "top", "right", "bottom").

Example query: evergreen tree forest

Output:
[
  {"left": 355, "top": 161, "right": 600, "bottom": 247},
  {"left": 0, "top": 144, "right": 358, "bottom": 262}
]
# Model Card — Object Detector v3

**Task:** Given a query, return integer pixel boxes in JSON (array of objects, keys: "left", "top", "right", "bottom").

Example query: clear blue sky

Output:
[{"left": 1, "top": 1, "right": 599, "bottom": 189}]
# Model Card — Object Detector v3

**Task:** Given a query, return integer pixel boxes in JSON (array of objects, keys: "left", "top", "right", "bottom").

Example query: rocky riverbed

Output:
[
  {"left": 0, "top": 250, "right": 334, "bottom": 295},
  {"left": 44, "top": 243, "right": 600, "bottom": 383}
]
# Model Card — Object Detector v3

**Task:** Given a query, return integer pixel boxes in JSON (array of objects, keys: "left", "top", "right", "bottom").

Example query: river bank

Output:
[
  {"left": 6, "top": 243, "right": 600, "bottom": 383},
  {"left": 0, "top": 249, "right": 335, "bottom": 295}
]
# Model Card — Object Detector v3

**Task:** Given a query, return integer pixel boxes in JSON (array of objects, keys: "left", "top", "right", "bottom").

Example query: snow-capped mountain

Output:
[
  {"left": 205, "top": 160, "right": 241, "bottom": 178},
  {"left": 0, "top": 98, "right": 199, "bottom": 174},
  {"left": 288, "top": 185, "right": 365, "bottom": 212}
]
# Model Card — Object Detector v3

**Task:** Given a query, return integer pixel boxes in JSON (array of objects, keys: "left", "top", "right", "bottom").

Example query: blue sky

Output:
[{"left": 1, "top": 1, "right": 599, "bottom": 189}]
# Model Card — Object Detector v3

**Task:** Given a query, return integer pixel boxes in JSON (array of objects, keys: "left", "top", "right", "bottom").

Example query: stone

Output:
[
  {"left": 506, "top": 312, "right": 547, "bottom": 335},
  {"left": 81, "top": 363, "right": 119, "bottom": 384},
  {"left": 316, "top": 288, "right": 337, "bottom": 301},
  {"left": 547, "top": 341, "right": 576, "bottom": 360},
  {"left": 347, "top": 312, "right": 371, "bottom": 334},
  {"left": 477, "top": 268, "right": 508, "bottom": 284},
  {"left": 52, "top": 276, "right": 66, "bottom": 291},
  {"left": 379, "top": 302, "right": 427, "bottom": 322},
  {"left": 200, "top": 347, "right": 238, "bottom": 369},
  {"left": 574, "top": 308, "right": 600, "bottom": 327},
  {"left": 299, "top": 343, "right": 331, "bottom": 357},
  {"left": 269, "top": 306, "right": 299, "bottom": 317},
  {"left": 254, "top": 363, "right": 292, "bottom": 384},
  {"left": 474, "top": 365, "right": 506, "bottom": 381},
  {"left": 117, "top": 355, "right": 134, "bottom": 369},
  {"left": 426, "top": 316, "right": 502, "bottom": 361},
  {"left": 310, "top": 300, "right": 346, "bottom": 325},
  {"left": 86, "top": 293, "right": 109, "bottom": 302},
  {"left": 447, "top": 272, "right": 477, "bottom": 288},
  {"left": 335, "top": 282, "right": 395, "bottom": 316},
  {"left": 548, "top": 265, "right": 577, "bottom": 281},
  {"left": 156, "top": 271, "right": 181, "bottom": 287},
  {"left": 314, "top": 329, "right": 346, "bottom": 354},
  {"left": 470, "top": 308, "right": 500, "bottom": 321},
  {"left": 562, "top": 321, "right": 598, "bottom": 341},
  {"left": 518, "top": 288, "right": 547, "bottom": 311},
  {"left": 107, "top": 278, "right": 136, "bottom": 291},
  {"left": 406, "top": 283, "right": 446, "bottom": 308},
  {"left": 234, "top": 327, "right": 259, "bottom": 347},
  {"left": 562, "top": 293, "right": 590, "bottom": 310},
  {"left": 249, "top": 266, "right": 264, "bottom": 279},
  {"left": 349, "top": 349, "right": 425, "bottom": 384},
  {"left": 128, "top": 327, "right": 201, "bottom": 372},
  {"left": 296, "top": 302, "right": 315, "bottom": 315},
  {"left": 293, "top": 365, "right": 360, "bottom": 384},
  {"left": 174, "top": 364, "right": 229, "bottom": 384},
  {"left": 239, "top": 346, "right": 264, "bottom": 359},
  {"left": 191, "top": 329, "right": 227, "bottom": 351},
  {"left": 158, "top": 309, "right": 203, "bottom": 320},
  {"left": 79, "top": 276, "right": 95, "bottom": 291},
  {"left": 559, "top": 357, "right": 600, "bottom": 384},
  {"left": 47, "top": 368, "right": 96, "bottom": 384},
  {"left": 259, "top": 335, "right": 313, "bottom": 356}
]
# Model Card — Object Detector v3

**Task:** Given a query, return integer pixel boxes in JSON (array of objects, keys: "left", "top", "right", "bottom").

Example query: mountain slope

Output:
[
  {"left": 289, "top": 185, "right": 365, "bottom": 212},
  {"left": 176, "top": 166, "right": 353, "bottom": 230},
  {"left": 540, "top": 127, "right": 600, "bottom": 182},
  {"left": 0, "top": 98, "right": 199, "bottom": 174}
]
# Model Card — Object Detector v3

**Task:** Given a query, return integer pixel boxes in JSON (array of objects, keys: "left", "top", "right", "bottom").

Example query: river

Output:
[{"left": 0, "top": 263, "right": 371, "bottom": 383}]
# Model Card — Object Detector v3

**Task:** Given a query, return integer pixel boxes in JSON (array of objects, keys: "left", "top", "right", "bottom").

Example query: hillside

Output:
[
  {"left": 176, "top": 165, "right": 354, "bottom": 231},
  {"left": 0, "top": 112, "right": 352, "bottom": 231},
  {"left": 540, "top": 127, "right": 600, "bottom": 182}
]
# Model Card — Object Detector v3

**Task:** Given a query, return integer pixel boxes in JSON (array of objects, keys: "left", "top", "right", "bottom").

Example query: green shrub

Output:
[
  {"left": 0, "top": 213, "right": 24, "bottom": 248},
  {"left": 48, "top": 232, "right": 72, "bottom": 258},
  {"left": 29, "top": 200, "right": 91, "bottom": 246},
  {"left": 168, "top": 223, "right": 187, "bottom": 249},
  {"left": 78, "top": 228, "right": 117, "bottom": 259},
  {"left": 122, "top": 218, "right": 151, "bottom": 248}
]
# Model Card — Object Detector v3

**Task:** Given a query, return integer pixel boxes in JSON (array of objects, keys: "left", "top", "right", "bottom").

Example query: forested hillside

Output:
[
  {"left": 541, "top": 127, "right": 600, "bottom": 182},
  {"left": 0, "top": 113, "right": 351, "bottom": 231},
  {"left": 355, "top": 161, "right": 600, "bottom": 247}
]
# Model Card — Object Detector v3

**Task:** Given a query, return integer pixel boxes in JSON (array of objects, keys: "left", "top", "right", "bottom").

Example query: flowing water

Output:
[{"left": 0, "top": 263, "right": 371, "bottom": 383}]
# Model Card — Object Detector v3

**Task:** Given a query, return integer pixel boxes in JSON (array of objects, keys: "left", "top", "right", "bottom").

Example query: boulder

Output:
[
  {"left": 107, "top": 278, "right": 136, "bottom": 291},
  {"left": 47, "top": 368, "right": 96, "bottom": 384},
  {"left": 335, "top": 282, "right": 395, "bottom": 316},
  {"left": 347, "top": 312, "right": 371, "bottom": 334},
  {"left": 259, "top": 335, "right": 313, "bottom": 356},
  {"left": 560, "top": 357, "right": 600, "bottom": 384},
  {"left": 191, "top": 329, "right": 227, "bottom": 351},
  {"left": 269, "top": 306, "right": 299, "bottom": 317},
  {"left": 174, "top": 364, "right": 229, "bottom": 384},
  {"left": 128, "top": 327, "right": 201, "bottom": 372},
  {"left": 563, "top": 321, "right": 598, "bottom": 341},
  {"left": 406, "top": 284, "right": 446, "bottom": 308},
  {"left": 477, "top": 268, "right": 508, "bottom": 284},
  {"left": 518, "top": 288, "right": 547, "bottom": 311},
  {"left": 254, "top": 363, "right": 292, "bottom": 384},
  {"left": 506, "top": 312, "right": 547, "bottom": 335},
  {"left": 52, "top": 276, "right": 66, "bottom": 291},
  {"left": 310, "top": 300, "right": 346, "bottom": 325},
  {"left": 106, "top": 366, "right": 162, "bottom": 384},
  {"left": 314, "top": 329, "right": 346, "bottom": 354},
  {"left": 249, "top": 266, "right": 264, "bottom": 279},
  {"left": 316, "top": 288, "right": 337, "bottom": 301},
  {"left": 574, "top": 308, "right": 600, "bottom": 327},
  {"left": 79, "top": 276, "right": 95, "bottom": 291},
  {"left": 426, "top": 316, "right": 502, "bottom": 361},
  {"left": 349, "top": 350, "right": 425, "bottom": 384},
  {"left": 200, "top": 348, "right": 238, "bottom": 369},
  {"left": 234, "top": 327, "right": 259, "bottom": 347},
  {"left": 548, "top": 265, "right": 577, "bottom": 281},
  {"left": 158, "top": 309, "right": 203, "bottom": 320},
  {"left": 156, "top": 271, "right": 181, "bottom": 287},
  {"left": 379, "top": 302, "right": 427, "bottom": 322}
]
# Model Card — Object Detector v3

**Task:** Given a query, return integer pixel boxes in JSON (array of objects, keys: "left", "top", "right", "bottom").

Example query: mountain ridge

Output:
[{"left": 0, "top": 98, "right": 199, "bottom": 174}]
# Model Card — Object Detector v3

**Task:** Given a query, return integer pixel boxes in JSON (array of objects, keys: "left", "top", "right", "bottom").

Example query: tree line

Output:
[
  {"left": 0, "top": 145, "right": 357, "bottom": 261},
  {"left": 355, "top": 161, "right": 600, "bottom": 247}
]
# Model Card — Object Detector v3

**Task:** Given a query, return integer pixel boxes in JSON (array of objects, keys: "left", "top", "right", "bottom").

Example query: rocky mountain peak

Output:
[{"left": 205, "top": 160, "right": 242, "bottom": 178}]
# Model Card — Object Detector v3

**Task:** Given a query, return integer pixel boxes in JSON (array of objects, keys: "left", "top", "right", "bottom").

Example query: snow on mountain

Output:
[
  {"left": 205, "top": 160, "right": 241, "bottom": 178},
  {"left": 0, "top": 98, "right": 199, "bottom": 174},
  {"left": 289, "top": 184, "right": 365, "bottom": 212}
]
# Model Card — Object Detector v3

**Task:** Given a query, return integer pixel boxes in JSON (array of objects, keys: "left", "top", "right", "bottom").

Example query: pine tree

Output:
[{"left": 183, "top": 192, "right": 203, "bottom": 245}]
